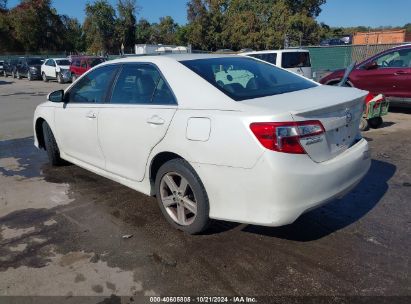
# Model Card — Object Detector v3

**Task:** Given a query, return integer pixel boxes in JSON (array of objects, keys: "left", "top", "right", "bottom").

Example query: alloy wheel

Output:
[{"left": 159, "top": 172, "right": 197, "bottom": 226}]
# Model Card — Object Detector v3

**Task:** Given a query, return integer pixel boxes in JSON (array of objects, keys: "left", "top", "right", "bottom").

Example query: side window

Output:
[
  {"left": 51, "top": 60, "right": 56, "bottom": 67},
  {"left": 375, "top": 49, "right": 411, "bottom": 68},
  {"left": 80, "top": 60, "right": 87, "bottom": 68},
  {"left": 74, "top": 60, "right": 80, "bottom": 67},
  {"left": 110, "top": 64, "right": 176, "bottom": 105},
  {"left": 67, "top": 65, "right": 118, "bottom": 103},
  {"left": 250, "top": 53, "right": 277, "bottom": 65}
]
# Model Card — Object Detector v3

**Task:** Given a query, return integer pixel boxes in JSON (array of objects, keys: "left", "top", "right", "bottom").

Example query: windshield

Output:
[
  {"left": 27, "top": 58, "right": 44, "bottom": 65},
  {"left": 88, "top": 58, "right": 105, "bottom": 67},
  {"left": 181, "top": 57, "right": 317, "bottom": 101},
  {"left": 56, "top": 59, "right": 70, "bottom": 66},
  {"left": 281, "top": 52, "right": 311, "bottom": 68}
]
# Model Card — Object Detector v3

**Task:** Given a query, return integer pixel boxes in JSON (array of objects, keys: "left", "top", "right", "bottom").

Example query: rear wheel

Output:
[
  {"left": 155, "top": 159, "right": 210, "bottom": 234},
  {"left": 359, "top": 117, "right": 369, "bottom": 131},
  {"left": 368, "top": 117, "right": 383, "bottom": 129},
  {"left": 42, "top": 122, "right": 64, "bottom": 166},
  {"left": 27, "top": 72, "right": 32, "bottom": 81}
]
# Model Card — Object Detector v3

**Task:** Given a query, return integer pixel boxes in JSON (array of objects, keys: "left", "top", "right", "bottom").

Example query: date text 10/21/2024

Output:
[{"left": 149, "top": 296, "right": 258, "bottom": 303}]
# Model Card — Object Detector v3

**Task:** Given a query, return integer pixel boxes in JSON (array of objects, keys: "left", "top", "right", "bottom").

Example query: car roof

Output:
[
  {"left": 241, "top": 49, "right": 309, "bottom": 55},
  {"left": 104, "top": 53, "right": 238, "bottom": 65}
]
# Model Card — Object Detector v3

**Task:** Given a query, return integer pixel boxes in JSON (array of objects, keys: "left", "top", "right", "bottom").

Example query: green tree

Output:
[
  {"left": 83, "top": 0, "right": 116, "bottom": 54},
  {"left": 116, "top": 0, "right": 137, "bottom": 52},
  {"left": 135, "top": 18, "right": 153, "bottom": 43},
  {"left": 61, "top": 15, "right": 85, "bottom": 52},
  {"left": 151, "top": 16, "right": 178, "bottom": 44},
  {"left": 8, "top": 0, "right": 66, "bottom": 52}
]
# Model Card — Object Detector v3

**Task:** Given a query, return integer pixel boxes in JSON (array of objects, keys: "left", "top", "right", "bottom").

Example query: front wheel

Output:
[
  {"left": 71, "top": 74, "right": 77, "bottom": 83},
  {"left": 3, "top": 71, "right": 7, "bottom": 77},
  {"left": 155, "top": 159, "right": 210, "bottom": 234},
  {"left": 42, "top": 122, "right": 64, "bottom": 166},
  {"left": 368, "top": 117, "right": 383, "bottom": 129},
  {"left": 12, "top": 71, "right": 16, "bottom": 78},
  {"left": 42, "top": 72, "right": 48, "bottom": 82},
  {"left": 57, "top": 73, "right": 63, "bottom": 84},
  {"left": 27, "top": 72, "right": 32, "bottom": 81},
  {"left": 16, "top": 71, "right": 21, "bottom": 79}
]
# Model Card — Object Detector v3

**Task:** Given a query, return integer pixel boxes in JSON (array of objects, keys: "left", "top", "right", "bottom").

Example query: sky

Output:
[{"left": 6, "top": 0, "right": 411, "bottom": 28}]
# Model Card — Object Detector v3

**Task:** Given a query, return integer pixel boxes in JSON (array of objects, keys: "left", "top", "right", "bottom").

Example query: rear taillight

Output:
[{"left": 250, "top": 121, "right": 325, "bottom": 154}]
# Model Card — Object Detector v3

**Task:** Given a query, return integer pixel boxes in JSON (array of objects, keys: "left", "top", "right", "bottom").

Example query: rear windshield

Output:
[
  {"left": 181, "top": 57, "right": 316, "bottom": 101},
  {"left": 249, "top": 53, "right": 277, "bottom": 65},
  {"left": 281, "top": 52, "right": 311, "bottom": 68},
  {"left": 88, "top": 58, "right": 105, "bottom": 67},
  {"left": 56, "top": 59, "right": 70, "bottom": 66},
  {"left": 27, "top": 58, "right": 44, "bottom": 65}
]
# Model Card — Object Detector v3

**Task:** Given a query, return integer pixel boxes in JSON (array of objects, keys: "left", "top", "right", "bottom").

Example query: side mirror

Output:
[
  {"left": 364, "top": 61, "right": 378, "bottom": 70},
  {"left": 47, "top": 90, "right": 64, "bottom": 103}
]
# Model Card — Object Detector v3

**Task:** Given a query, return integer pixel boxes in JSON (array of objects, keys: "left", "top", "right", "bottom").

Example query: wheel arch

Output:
[
  {"left": 149, "top": 151, "right": 185, "bottom": 191},
  {"left": 35, "top": 117, "right": 46, "bottom": 149}
]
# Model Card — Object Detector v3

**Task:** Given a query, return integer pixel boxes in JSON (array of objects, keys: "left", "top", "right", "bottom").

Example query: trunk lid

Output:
[{"left": 241, "top": 85, "right": 368, "bottom": 162}]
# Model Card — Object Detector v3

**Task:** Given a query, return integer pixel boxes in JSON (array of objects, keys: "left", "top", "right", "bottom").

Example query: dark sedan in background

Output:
[
  {"left": 320, "top": 45, "right": 411, "bottom": 107},
  {"left": 15, "top": 57, "right": 45, "bottom": 81}
]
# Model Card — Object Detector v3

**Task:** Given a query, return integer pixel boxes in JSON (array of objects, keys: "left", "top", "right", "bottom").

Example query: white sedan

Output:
[
  {"left": 41, "top": 58, "right": 71, "bottom": 83},
  {"left": 33, "top": 54, "right": 371, "bottom": 234}
]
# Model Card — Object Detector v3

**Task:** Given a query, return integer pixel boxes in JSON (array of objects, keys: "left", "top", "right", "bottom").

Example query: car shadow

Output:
[
  {"left": 242, "top": 159, "right": 396, "bottom": 241},
  {"left": 0, "top": 80, "right": 14, "bottom": 85}
]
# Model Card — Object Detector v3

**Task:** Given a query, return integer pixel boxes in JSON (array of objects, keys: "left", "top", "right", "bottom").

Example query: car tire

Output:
[
  {"left": 57, "top": 73, "right": 63, "bottom": 84},
  {"left": 155, "top": 158, "right": 210, "bottom": 234},
  {"left": 27, "top": 72, "right": 32, "bottom": 81},
  {"left": 359, "top": 117, "right": 369, "bottom": 131},
  {"left": 4, "top": 71, "right": 7, "bottom": 77},
  {"left": 16, "top": 71, "right": 21, "bottom": 79},
  {"left": 42, "top": 72, "right": 48, "bottom": 82},
  {"left": 12, "top": 70, "right": 16, "bottom": 78},
  {"left": 71, "top": 74, "right": 77, "bottom": 83},
  {"left": 368, "top": 117, "right": 383, "bottom": 129},
  {"left": 42, "top": 122, "right": 64, "bottom": 166}
]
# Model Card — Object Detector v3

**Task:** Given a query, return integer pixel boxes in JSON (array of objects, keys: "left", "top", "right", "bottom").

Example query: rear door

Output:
[
  {"left": 281, "top": 52, "right": 312, "bottom": 79},
  {"left": 98, "top": 63, "right": 177, "bottom": 181},
  {"left": 54, "top": 64, "right": 119, "bottom": 169}
]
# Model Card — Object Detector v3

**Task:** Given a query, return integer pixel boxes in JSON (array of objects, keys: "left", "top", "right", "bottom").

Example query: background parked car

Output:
[
  {"left": 69, "top": 56, "right": 106, "bottom": 82},
  {"left": 240, "top": 49, "right": 313, "bottom": 79},
  {"left": 320, "top": 45, "right": 411, "bottom": 107},
  {"left": 41, "top": 58, "right": 71, "bottom": 83},
  {"left": 2, "top": 58, "right": 18, "bottom": 78},
  {"left": 15, "top": 57, "right": 44, "bottom": 80}
]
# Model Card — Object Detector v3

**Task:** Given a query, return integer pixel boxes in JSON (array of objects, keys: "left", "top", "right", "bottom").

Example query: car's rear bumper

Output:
[{"left": 192, "top": 138, "right": 371, "bottom": 226}]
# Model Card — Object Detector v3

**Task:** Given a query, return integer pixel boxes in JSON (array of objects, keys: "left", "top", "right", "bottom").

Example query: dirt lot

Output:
[{"left": 0, "top": 79, "right": 410, "bottom": 302}]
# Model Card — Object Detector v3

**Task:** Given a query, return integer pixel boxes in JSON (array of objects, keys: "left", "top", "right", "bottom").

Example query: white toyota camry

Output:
[{"left": 33, "top": 54, "right": 371, "bottom": 234}]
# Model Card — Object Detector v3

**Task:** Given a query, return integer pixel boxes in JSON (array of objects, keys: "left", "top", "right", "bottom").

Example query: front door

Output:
[
  {"left": 54, "top": 64, "right": 119, "bottom": 169},
  {"left": 98, "top": 63, "right": 177, "bottom": 182}
]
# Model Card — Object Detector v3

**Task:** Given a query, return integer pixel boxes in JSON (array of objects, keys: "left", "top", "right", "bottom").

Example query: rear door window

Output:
[
  {"left": 281, "top": 52, "right": 311, "bottom": 68},
  {"left": 110, "top": 64, "right": 176, "bottom": 105}
]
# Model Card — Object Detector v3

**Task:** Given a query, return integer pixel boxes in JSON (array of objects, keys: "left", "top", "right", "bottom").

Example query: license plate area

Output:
[{"left": 328, "top": 121, "right": 358, "bottom": 151}]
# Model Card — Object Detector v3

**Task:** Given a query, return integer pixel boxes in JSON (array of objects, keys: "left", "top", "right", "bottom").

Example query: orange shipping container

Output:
[{"left": 353, "top": 29, "right": 406, "bottom": 45}]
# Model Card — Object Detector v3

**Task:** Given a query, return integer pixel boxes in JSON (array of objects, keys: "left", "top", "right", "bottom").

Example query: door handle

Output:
[
  {"left": 86, "top": 112, "right": 97, "bottom": 119},
  {"left": 394, "top": 71, "right": 408, "bottom": 75},
  {"left": 147, "top": 115, "right": 165, "bottom": 125}
]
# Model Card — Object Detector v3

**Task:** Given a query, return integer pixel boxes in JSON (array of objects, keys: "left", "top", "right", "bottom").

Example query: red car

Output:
[
  {"left": 320, "top": 45, "right": 411, "bottom": 106},
  {"left": 69, "top": 56, "right": 106, "bottom": 82}
]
